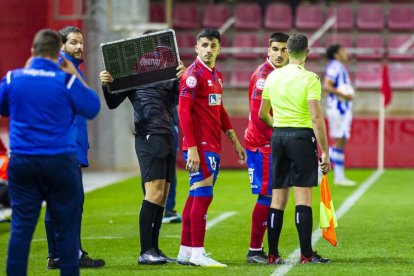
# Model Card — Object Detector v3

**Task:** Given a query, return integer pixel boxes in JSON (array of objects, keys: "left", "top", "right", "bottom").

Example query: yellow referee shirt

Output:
[{"left": 262, "top": 64, "right": 321, "bottom": 128}]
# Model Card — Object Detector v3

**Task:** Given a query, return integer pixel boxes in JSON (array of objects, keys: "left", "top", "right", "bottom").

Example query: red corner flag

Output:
[
  {"left": 320, "top": 175, "right": 338, "bottom": 246},
  {"left": 381, "top": 63, "right": 392, "bottom": 107}
]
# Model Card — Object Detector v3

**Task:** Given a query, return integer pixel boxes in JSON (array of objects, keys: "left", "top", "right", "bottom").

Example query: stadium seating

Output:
[
  {"left": 354, "top": 63, "right": 382, "bottom": 89},
  {"left": 305, "top": 33, "right": 323, "bottom": 60},
  {"left": 327, "top": 5, "right": 354, "bottom": 31},
  {"left": 325, "top": 33, "right": 354, "bottom": 58},
  {"left": 387, "top": 5, "right": 414, "bottom": 31},
  {"left": 389, "top": 63, "right": 414, "bottom": 90},
  {"left": 149, "top": 3, "right": 165, "bottom": 23},
  {"left": 356, "top": 34, "right": 384, "bottom": 60},
  {"left": 175, "top": 32, "right": 195, "bottom": 59},
  {"left": 232, "top": 33, "right": 261, "bottom": 59},
  {"left": 387, "top": 34, "right": 414, "bottom": 61},
  {"left": 295, "top": 5, "right": 324, "bottom": 31},
  {"left": 306, "top": 61, "right": 323, "bottom": 78},
  {"left": 229, "top": 62, "right": 257, "bottom": 89},
  {"left": 264, "top": 4, "right": 292, "bottom": 31},
  {"left": 356, "top": 5, "right": 385, "bottom": 30},
  {"left": 173, "top": 4, "right": 200, "bottom": 29},
  {"left": 235, "top": 4, "right": 262, "bottom": 30},
  {"left": 203, "top": 4, "right": 230, "bottom": 28}
]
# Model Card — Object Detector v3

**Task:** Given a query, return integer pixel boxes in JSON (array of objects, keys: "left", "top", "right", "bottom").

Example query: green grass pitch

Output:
[{"left": 1, "top": 169, "right": 414, "bottom": 275}]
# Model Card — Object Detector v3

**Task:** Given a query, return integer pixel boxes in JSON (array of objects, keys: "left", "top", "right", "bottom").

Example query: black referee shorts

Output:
[
  {"left": 271, "top": 128, "right": 318, "bottom": 189},
  {"left": 135, "top": 133, "right": 176, "bottom": 183}
]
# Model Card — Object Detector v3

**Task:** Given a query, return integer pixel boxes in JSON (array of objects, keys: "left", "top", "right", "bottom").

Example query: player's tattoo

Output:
[{"left": 226, "top": 130, "right": 234, "bottom": 140}]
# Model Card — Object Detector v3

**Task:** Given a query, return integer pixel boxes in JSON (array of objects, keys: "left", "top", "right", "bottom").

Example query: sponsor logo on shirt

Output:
[
  {"left": 23, "top": 69, "right": 56, "bottom": 77},
  {"left": 256, "top": 78, "right": 266, "bottom": 90},
  {"left": 209, "top": 94, "right": 222, "bottom": 106},
  {"left": 207, "top": 79, "right": 213, "bottom": 86},
  {"left": 186, "top": 76, "right": 197, "bottom": 88}
]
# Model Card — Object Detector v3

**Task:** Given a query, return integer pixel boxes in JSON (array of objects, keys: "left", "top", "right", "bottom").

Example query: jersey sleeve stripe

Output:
[
  {"left": 6, "top": 71, "right": 11, "bottom": 85},
  {"left": 66, "top": 74, "right": 76, "bottom": 89}
]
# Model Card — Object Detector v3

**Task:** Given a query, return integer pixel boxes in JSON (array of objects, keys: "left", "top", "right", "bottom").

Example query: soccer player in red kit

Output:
[
  {"left": 244, "top": 32, "right": 289, "bottom": 264},
  {"left": 177, "top": 28, "right": 246, "bottom": 267}
]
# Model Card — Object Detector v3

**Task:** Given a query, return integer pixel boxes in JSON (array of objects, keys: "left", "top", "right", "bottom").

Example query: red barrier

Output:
[{"left": 177, "top": 117, "right": 414, "bottom": 169}]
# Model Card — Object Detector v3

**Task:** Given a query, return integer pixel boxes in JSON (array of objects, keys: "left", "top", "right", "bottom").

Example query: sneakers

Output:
[
  {"left": 79, "top": 251, "right": 105, "bottom": 268},
  {"left": 189, "top": 253, "right": 227, "bottom": 267},
  {"left": 247, "top": 249, "right": 268, "bottom": 264},
  {"left": 157, "top": 249, "right": 176, "bottom": 263},
  {"left": 162, "top": 210, "right": 182, "bottom": 223},
  {"left": 300, "top": 251, "right": 331, "bottom": 264},
  {"left": 268, "top": 254, "right": 285, "bottom": 265},
  {"left": 176, "top": 254, "right": 192, "bottom": 266},
  {"left": 47, "top": 251, "right": 105, "bottom": 269},
  {"left": 335, "top": 178, "right": 356, "bottom": 186},
  {"left": 138, "top": 248, "right": 167, "bottom": 265}
]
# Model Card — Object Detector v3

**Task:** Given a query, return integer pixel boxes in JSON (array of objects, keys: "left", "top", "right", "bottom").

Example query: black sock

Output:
[
  {"left": 139, "top": 200, "right": 158, "bottom": 254},
  {"left": 267, "top": 208, "right": 284, "bottom": 256},
  {"left": 151, "top": 205, "right": 165, "bottom": 251},
  {"left": 295, "top": 205, "right": 313, "bottom": 258}
]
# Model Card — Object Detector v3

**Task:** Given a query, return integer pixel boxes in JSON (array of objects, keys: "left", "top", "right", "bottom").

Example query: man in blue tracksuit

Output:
[
  {"left": 44, "top": 25, "right": 105, "bottom": 269},
  {"left": 1, "top": 29, "right": 100, "bottom": 276}
]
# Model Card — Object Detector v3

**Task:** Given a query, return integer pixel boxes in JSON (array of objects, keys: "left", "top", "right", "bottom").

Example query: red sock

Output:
[
  {"left": 190, "top": 196, "right": 213, "bottom": 247},
  {"left": 180, "top": 195, "right": 194, "bottom": 246},
  {"left": 250, "top": 202, "right": 270, "bottom": 249}
]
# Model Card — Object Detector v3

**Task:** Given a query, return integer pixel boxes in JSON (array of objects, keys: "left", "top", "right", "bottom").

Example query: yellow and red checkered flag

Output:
[{"left": 320, "top": 174, "right": 338, "bottom": 246}]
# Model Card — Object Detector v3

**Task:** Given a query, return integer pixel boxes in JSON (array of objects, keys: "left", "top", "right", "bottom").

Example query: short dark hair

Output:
[
  {"left": 197, "top": 28, "right": 221, "bottom": 43},
  {"left": 287, "top": 33, "right": 308, "bottom": 59},
  {"left": 326, "top": 44, "right": 342, "bottom": 60},
  {"left": 32, "top": 29, "right": 62, "bottom": 58},
  {"left": 269, "top": 32, "right": 289, "bottom": 46},
  {"left": 59, "top": 26, "right": 82, "bottom": 43}
]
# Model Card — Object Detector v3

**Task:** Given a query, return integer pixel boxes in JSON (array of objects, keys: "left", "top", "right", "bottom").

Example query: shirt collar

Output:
[
  {"left": 59, "top": 50, "right": 83, "bottom": 68},
  {"left": 29, "top": 57, "right": 61, "bottom": 70},
  {"left": 196, "top": 56, "right": 213, "bottom": 72},
  {"left": 266, "top": 58, "right": 276, "bottom": 70}
]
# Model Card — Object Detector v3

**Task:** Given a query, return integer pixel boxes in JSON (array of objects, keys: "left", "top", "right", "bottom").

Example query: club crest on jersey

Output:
[
  {"left": 186, "top": 76, "right": 197, "bottom": 88},
  {"left": 209, "top": 94, "right": 222, "bottom": 106},
  {"left": 256, "top": 78, "right": 266, "bottom": 90},
  {"left": 218, "top": 78, "right": 223, "bottom": 88}
]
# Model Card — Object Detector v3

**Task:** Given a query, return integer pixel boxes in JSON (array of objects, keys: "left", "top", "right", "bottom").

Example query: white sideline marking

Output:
[
  {"left": 30, "top": 212, "right": 237, "bottom": 242},
  {"left": 272, "top": 170, "right": 384, "bottom": 276},
  {"left": 206, "top": 211, "right": 237, "bottom": 230}
]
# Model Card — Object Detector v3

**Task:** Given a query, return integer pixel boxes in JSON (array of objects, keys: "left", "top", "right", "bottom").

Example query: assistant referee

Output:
[{"left": 259, "top": 33, "right": 331, "bottom": 264}]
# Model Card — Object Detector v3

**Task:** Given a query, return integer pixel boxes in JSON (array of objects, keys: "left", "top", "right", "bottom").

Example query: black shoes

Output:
[
  {"left": 47, "top": 258, "right": 60, "bottom": 269},
  {"left": 268, "top": 254, "right": 286, "bottom": 265},
  {"left": 47, "top": 251, "right": 105, "bottom": 269},
  {"left": 247, "top": 249, "right": 268, "bottom": 264},
  {"left": 157, "top": 249, "right": 176, "bottom": 263},
  {"left": 138, "top": 248, "right": 168, "bottom": 265},
  {"left": 300, "top": 251, "right": 331, "bottom": 264},
  {"left": 79, "top": 251, "right": 106, "bottom": 268}
]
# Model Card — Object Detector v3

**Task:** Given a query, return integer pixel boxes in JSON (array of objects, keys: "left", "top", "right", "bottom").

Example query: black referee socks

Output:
[
  {"left": 267, "top": 208, "right": 284, "bottom": 256},
  {"left": 295, "top": 205, "right": 313, "bottom": 258},
  {"left": 139, "top": 200, "right": 158, "bottom": 254}
]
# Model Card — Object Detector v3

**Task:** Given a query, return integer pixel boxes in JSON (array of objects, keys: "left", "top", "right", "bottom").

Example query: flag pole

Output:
[{"left": 377, "top": 94, "right": 385, "bottom": 171}]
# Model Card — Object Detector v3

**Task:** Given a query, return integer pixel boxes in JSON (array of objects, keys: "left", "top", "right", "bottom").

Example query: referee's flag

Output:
[
  {"left": 381, "top": 63, "right": 392, "bottom": 107},
  {"left": 320, "top": 174, "right": 338, "bottom": 246}
]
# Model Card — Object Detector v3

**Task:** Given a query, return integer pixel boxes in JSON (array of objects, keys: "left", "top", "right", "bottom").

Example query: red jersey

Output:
[
  {"left": 244, "top": 59, "right": 276, "bottom": 152},
  {"left": 179, "top": 57, "right": 232, "bottom": 154}
]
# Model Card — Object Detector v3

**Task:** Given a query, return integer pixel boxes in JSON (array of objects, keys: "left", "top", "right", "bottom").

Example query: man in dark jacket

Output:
[
  {"left": 1, "top": 28, "right": 100, "bottom": 276},
  {"left": 99, "top": 52, "right": 185, "bottom": 264},
  {"left": 44, "top": 26, "right": 105, "bottom": 270}
]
